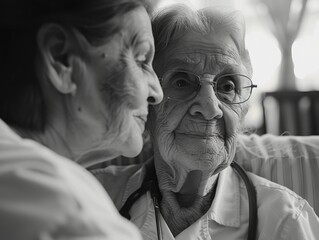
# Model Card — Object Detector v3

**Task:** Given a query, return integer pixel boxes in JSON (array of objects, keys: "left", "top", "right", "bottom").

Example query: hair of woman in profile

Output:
[{"left": 0, "top": 0, "right": 154, "bottom": 132}]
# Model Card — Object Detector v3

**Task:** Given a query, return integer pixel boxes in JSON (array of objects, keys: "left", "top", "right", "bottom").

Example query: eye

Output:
[
  {"left": 135, "top": 54, "right": 147, "bottom": 66},
  {"left": 172, "top": 78, "right": 191, "bottom": 88},
  {"left": 217, "top": 76, "right": 236, "bottom": 93},
  {"left": 134, "top": 41, "right": 152, "bottom": 69},
  {"left": 220, "top": 81, "right": 235, "bottom": 92},
  {"left": 169, "top": 72, "right": 197, "bottom": 89}
]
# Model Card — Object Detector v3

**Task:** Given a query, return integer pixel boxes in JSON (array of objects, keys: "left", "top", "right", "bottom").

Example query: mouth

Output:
[
  {"left": 134, "top": 113, "right": 148, "bottom": 130},
  {"left": 175, "top": 131, "right": 224, "bottom": 139},
  {"left": 135, "top": 114, "right": 147, "bottom": 123},
  {"left": 175, "top": 119, "right": 225, "bottom": 140}
]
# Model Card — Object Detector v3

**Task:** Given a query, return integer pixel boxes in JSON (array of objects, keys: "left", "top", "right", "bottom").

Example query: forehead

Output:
[
  {"left": 120, "top": 7, "right": 153, "bottom": 40},
  {"left": 155, "top": 31, "right": 242, "bottom": 74}
]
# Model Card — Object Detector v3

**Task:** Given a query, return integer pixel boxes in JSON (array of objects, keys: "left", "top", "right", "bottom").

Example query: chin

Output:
[
  {"left": 121, "top": 135, "right": 143, "bottom": 158},
  {"left": 168, "top": 136, "right": 233, "bottom": 173},
  {"left": 173, "top": 149, "right": 228, "bottom": 172}
]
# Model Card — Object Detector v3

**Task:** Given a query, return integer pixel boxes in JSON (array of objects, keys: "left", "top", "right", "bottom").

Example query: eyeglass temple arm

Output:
[{"left": 243, "top": 84, "right": 257, "bottom": 89}]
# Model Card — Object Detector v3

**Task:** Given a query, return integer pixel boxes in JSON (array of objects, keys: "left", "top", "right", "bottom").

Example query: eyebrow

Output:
[
  {"left": 164, "top": 59, "right": 192, "bottom": 69},
  {"left": 131, "top": 32, "right": 150, "bottom": 46},
  {"left": 218, "top": 65, "right": 243, "bottom": 75}
]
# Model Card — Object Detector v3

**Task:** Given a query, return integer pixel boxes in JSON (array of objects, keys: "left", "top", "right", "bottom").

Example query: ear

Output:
[{"left": 37, "top": 24, "right": 77, "bottom": 96}]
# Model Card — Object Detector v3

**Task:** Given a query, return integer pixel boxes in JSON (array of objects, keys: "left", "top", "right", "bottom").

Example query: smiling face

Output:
[
  {"left": 150, "top": 29, "right": 251, "bottom": 181},
  {"left": 71, "top": 7, "right": 163, "bottom": 159}
]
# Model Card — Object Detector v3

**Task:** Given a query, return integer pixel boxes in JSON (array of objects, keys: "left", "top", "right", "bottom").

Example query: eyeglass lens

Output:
[{"left": 161, "top": 71, "right": 253, "bottom": 104}]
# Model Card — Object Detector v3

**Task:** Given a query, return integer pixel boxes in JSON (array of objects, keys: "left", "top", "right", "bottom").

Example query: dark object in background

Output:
[{"left": 262, "top": 91, "right": 319, "bottom": 135}]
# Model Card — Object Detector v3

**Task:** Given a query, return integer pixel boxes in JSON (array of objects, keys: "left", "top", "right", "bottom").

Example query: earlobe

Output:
[
  {"left": 37, "top": 23, "right": 77, "bottom": 96},
  {"left": 50, "top": 61, "right": 77, "bottom": 95}
]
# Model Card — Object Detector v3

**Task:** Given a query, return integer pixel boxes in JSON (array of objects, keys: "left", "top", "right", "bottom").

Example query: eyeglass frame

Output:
[{"left": 159, "top": 70, "right": 257, "bottom": 104}]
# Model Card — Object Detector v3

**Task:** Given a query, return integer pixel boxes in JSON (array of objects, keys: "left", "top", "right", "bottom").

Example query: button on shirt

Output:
[{"left": 92, "top": 162, "right": 319, "bottom": 240}]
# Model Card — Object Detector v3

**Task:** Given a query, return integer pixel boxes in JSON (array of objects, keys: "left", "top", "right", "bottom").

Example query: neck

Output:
[
  {"left": 13, "top": 121, "right": 74, "bottom": 159},
  {"left": 12, "top": 117, "right": 119, "bottom": 167},
  {"left": 155, "top": 157, "right": 219, "bottom": 236},
  {"left": 159, "top": 175, "right": 218, "bottom": 237}
]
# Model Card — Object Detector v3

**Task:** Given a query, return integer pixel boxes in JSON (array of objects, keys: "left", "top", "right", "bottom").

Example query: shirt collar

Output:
[
  {"left": 207, "top": 166, "right": 241, "bottom": 227},
  {"left": 124, "top": 162, "right": 242, "bottom": 230},
  {"left": 122, "top": 163, "right": 147, "bottom": 205}
]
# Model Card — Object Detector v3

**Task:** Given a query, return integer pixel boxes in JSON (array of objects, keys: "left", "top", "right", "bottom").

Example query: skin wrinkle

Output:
[
  {"left": 161, "top": 39, "right": 239, "bottom": 56},
  {"left": 159, "top": 51, "right": 239, "bottom": 75},
  {"left": 13, "top": 7, "right": 163, "bottom": 198},
  {"left": 150, "top": 23, "right": 252, "bottom": 235},
  {"left": 72, "top": 29, "right": 137, "bottom": 148},
  {"left": 160, "top": 186, "right": 217, "bottom": 236},
  {"left": 153, "top": 93, "right": 240, "bottom": 191},
  {"left": 159, "top": 87, "right": 239, "bottom": 172},
  {"left": 96, "top": 26, "right": 156, "bottom": 142},
  {"left": 175, "top": 119, "right": 225, "bottom": 158},
  {"left": 99, "top": 64, "right": 132, "bottom": 142},
  {"left": 34, "top": 55, "right": 125, "bottom": 161},
  {"left": 149, "top": 9, "right": 253, "bottom": 236},
  {"left": 68, "top": 57, "right": 113, "bottom": 147},
  {"left": 70, "top": 7, "right": 162, "bottom": 163},
  {"left": 152, "top": 101, "right": 201, "bottom": 191}
]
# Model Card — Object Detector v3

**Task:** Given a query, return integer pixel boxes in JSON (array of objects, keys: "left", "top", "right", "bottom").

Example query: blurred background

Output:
[{"left": 153, "top": 0, "right": 319, "bottom": 136}]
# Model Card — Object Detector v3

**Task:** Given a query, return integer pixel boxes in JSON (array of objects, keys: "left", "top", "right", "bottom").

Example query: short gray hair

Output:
[{"left": 151, "top": 4, "right": 252, "bottom": 74}]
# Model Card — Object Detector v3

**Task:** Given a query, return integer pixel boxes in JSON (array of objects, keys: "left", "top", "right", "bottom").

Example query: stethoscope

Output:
[{"left": 120, "top": 161, "right": 257, "bottom": 240}]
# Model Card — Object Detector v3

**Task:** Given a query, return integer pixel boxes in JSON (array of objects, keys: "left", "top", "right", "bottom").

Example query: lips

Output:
[
  {"left": 175, "top": 120, "right": 225, "bottom": 139},
  {"left": 134, "top": 113, "right": 148, "bottom": 131},
  {"left": 175, "top": 131, "right": 223, "bottom": 139},
  {"left": 135, "top": 114, "right": 147, "bottom": 123}
]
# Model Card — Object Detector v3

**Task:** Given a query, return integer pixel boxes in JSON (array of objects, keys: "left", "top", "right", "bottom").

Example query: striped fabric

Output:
[
  {"left": 235, "top": 134, "right": 319, "bottom": 215},
  {"left": 97, "top": 134, "right": 319, "bottom": 215}
]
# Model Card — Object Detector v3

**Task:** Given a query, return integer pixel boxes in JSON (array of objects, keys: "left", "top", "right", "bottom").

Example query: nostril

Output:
[{"left": 147, "top": 96, "right": 156, "bottom": 104}]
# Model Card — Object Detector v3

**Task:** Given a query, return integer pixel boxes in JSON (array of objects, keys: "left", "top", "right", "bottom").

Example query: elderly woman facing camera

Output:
[
  {"left": 93, "top": 5, "right": 319, "bottom": 240},
  {"left": 0, "top": 0, "right": 162, "bottom": 239}
]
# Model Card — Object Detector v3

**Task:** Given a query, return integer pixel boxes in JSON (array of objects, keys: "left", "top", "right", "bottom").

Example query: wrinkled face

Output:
[
  {"left": 150, "top": 30, "right": 251, "bottom": 174},
  {"left": 73, "top": 7, "right": 163, "bottom": 158}
]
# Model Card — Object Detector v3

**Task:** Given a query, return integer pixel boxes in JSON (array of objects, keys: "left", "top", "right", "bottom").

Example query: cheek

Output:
[
  {"left": 96, "top": 48, "right": 144, "bottom": 110},
  {"left": 152, "top": 101, "right": 189, "bottom": 159},
  {"left": 152, "top": 102, "right": 174, "bottom": 146},
  {"left": 102, "top": 67, "right": 142, "bottom": 110},
  {"left": 72, "top": 57, "right": 111, "bottom": 120},
  {"left": 221, "top": 103, "right": 246, "bottom": 143},
  {"left": 241, "top": 102, "right": 250, "bottom": 118},
  {"left": 94, "top": 68, "right": 136, "bottom": 138},
  {"left": 123, "top": 64, "right": 150, "bottom": 109},
  {"left": 153, "top": 100, "right": 188, "bottom": 138}
]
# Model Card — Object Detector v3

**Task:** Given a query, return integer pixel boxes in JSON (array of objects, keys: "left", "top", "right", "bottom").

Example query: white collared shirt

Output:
[{"left": 92, "top": 163, "right": 319, "bottom": 240}]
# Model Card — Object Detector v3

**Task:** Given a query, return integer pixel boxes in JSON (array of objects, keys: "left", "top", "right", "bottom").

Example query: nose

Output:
[
  {"left": 189, "top": 83, "right": 223, "bottom": 120},
  {"left": 147, "top": 69, "right": 163, "bottom": 105}
]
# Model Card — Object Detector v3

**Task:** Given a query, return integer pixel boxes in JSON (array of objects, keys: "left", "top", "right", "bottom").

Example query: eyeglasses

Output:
[{"left": 159, "top": 70, "right": 257, "bottom": 104}]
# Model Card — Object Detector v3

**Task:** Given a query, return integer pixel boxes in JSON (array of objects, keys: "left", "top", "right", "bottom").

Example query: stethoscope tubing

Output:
[
  {"left": 231, "top": 161, "right": 258, "bottom": 240},
  {"left": 120, "top": 160, "right": 258, "bottom": 240},
  {"left": 153, "top": 196, "right": 163, "bottom": 240}
]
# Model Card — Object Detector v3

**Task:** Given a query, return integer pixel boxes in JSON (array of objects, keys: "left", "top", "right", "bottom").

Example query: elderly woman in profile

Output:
[
  {"left": 94, "top": 4, "right": 319, "bottom": 240},
  {"left": 0, "top": 0, "right": 163, "bottom": 239}
]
